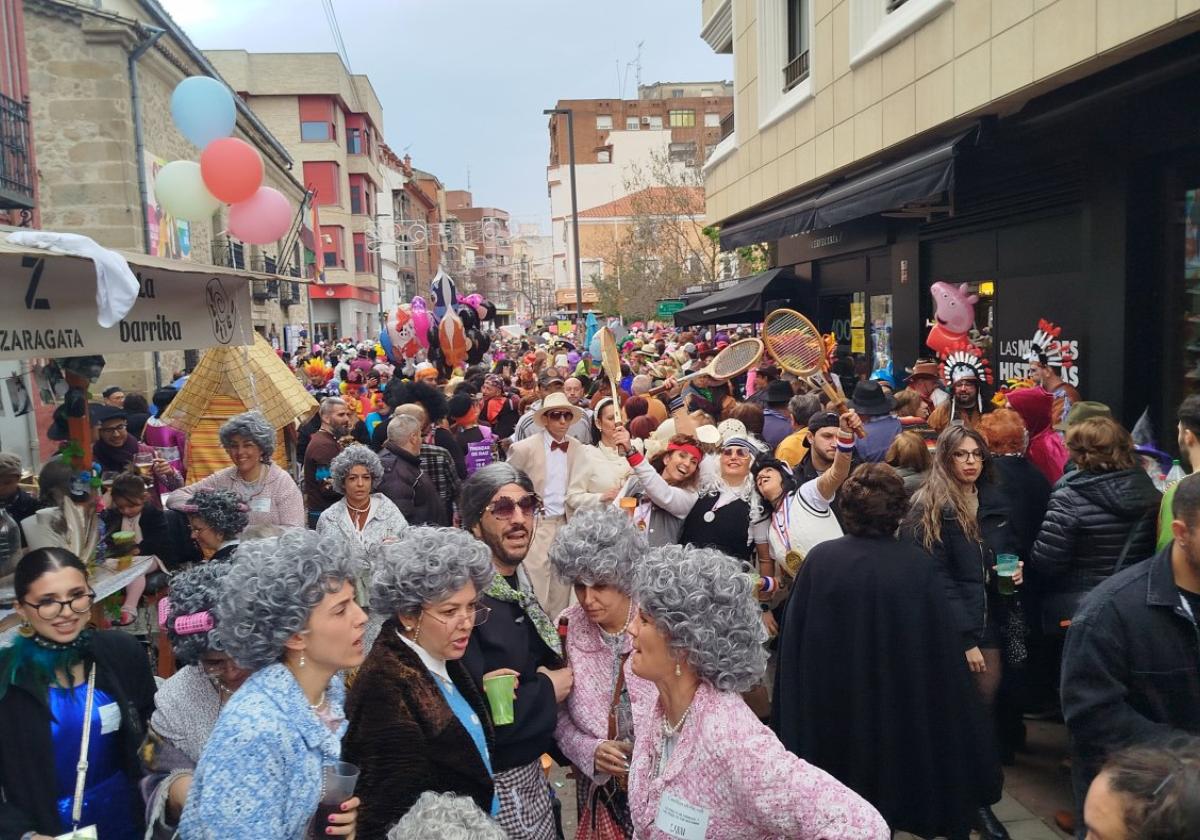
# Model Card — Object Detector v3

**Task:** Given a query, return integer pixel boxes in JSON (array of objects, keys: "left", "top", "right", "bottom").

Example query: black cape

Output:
[{"left": 773, "top": 534, "right": 1002, "bottom": 837}]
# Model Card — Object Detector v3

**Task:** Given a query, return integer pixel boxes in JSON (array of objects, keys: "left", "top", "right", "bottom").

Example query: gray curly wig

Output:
[
  {"left": 458, "top": 462, "right": 534, "bottom": 532},
  {"left": 369, "top": 526, "right": 493, "bottom": 618},
  {"left": 329, "top": 444, "right": 384, "bottom": 494},
  {"left": 386, "top": 791, "right": 505, "bottom": 840},
  {"left": 187, "top": 489, "right": 250, "bottom": 540},
  {"left": 213, "top": 529, "right": 361, "bottom": 670},
  {"left": 165, "top": 561, "right": 227, "bottom": 664},
  {"left": 633, "top": 544, "right": 767, "bottom": 692},
  {"left": 218, "top": 410, "right": 276, "bottom": 461},
  {"left": 549, "top": 505, "right": 643, "bottom": 592}
]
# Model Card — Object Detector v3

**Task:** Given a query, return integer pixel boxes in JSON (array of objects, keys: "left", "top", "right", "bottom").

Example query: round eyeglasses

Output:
[
  {"left": 424, "top": 605, "right": 492, "bottom": 628},
  {"left": 22, "top": 590, "right": 96, "bottom": 620}
]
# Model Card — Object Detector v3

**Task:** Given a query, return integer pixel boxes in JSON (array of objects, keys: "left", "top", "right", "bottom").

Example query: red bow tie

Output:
[{"left": 551, "top": 440, "right": 570, "bottom": 453}]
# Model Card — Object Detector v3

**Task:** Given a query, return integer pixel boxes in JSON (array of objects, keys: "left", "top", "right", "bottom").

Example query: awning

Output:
[
  {"left": 672, "top": 267, "right": 798, "bottom": 328},
  {"left": 719, "top": 129, "right": 974, "bottom": 250}
]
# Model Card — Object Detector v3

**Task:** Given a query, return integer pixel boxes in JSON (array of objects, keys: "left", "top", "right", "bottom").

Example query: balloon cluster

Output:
[
  {"left": 378, "top": 272, "right": 496, "bottom": 376},
  {"left": 154, "top": 77, "right": 294, "bottom": 244}
]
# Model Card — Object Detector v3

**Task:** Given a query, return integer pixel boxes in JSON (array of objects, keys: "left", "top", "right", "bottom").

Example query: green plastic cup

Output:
[
  {"left": 996, "top": 554, "right": 1019, "bottom": 596},
  {"left": 483, "top": 673, "right": 516, "bottom": 725}
]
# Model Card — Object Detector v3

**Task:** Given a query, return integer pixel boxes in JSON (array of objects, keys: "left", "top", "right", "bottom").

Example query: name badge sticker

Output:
[
  {"left": 249, "top": 497, "right": 272, "bottom": 513},
  {"left": 654, "top": 792, "right": 709, "bottom": 840},
  {"left": 98, "top": 702, "right": 121, "bottom": 735}
]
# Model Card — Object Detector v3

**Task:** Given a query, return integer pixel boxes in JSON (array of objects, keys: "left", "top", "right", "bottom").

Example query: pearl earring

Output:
[
  {"left": 298, "top": 653, "right": 306, "bottom": 668},
  {"left": 674, "top": 661, "right": 681, "bottom": 678}
]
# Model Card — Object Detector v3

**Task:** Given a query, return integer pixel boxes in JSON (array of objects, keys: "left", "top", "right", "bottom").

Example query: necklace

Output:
[
  {"left": 345, "top": 498, "right": 371, "bottom": 514},
  {"left": 309, "top": 691, "right": 327, "bottom": 711},
  {"left": 660, "top": 696, "right": 695, "bottom": 738},
  {"left": 598, "top": 600, "right": 635, "bottom": 640}
]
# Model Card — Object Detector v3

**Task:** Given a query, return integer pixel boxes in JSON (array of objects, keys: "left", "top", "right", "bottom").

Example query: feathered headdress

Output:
[
  {"left": 1026, "top": 319, "right": 1074, "bottom": 370},
  {"left": 941, "top": 347, "right": 992, "bottom": 386},
  {"left": 303, "top": 359, "right": 331, "bottom": 380}
]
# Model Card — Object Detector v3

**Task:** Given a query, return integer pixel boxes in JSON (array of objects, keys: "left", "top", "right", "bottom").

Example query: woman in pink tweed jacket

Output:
[
  {"left": 627, "top": 544, "right": 890, "bottom": 839},
  {"left": 550, "top": 506, "right": 653, "bottom": 838}
]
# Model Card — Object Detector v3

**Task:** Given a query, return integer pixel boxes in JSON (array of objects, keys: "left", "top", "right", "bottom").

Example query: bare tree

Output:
[{"left": 588, "top": 151, "right": 721, "bottom": 320}]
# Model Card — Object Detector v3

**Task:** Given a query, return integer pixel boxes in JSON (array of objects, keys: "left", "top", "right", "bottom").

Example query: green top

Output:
[{"left": 1157, "top": 482, "right": 1178, "bottom": 552}]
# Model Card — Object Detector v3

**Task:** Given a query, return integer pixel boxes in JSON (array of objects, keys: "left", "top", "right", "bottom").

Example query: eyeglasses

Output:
[
  {"left": 22, "top": 590, "right": 96, "bottom": 620},
  {"left": 199, "top": 657, "right": 240, "bottom": 677},
  {"left": 544, "top": 410, "right": 574, "bottom": 422},
  {"left": 722, "top": 446, "right": 751, "bottom": 458},
  {"left": 424, "top": 604, "right": 492, "bottom": 628},
  {"left": 485, "top": 493, "right": 543, "bottom": 519},
  {"left": 99, "top": 424, "right": 127, "bottom": 434},
  {"left": 951, "top": 449, "right": 984, "bottom": 463}
]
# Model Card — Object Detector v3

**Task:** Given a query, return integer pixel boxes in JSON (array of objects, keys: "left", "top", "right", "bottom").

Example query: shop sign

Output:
[
  {"left": 997, "top": 319, "right": 1081, "bottom": 387},
  {"left": 782, "top": 217, "right": 887, "bottom": 263},
  {"left": 0, "top": 252, "right": 253, "bottom": 361}
]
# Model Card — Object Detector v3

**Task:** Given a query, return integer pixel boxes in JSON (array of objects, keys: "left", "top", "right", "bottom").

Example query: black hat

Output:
[
  {"left": 765, "top": 379, "right": 793, "bottom": 405},
  {"left": 807, "top": 411, "right": 840, "bottom": 433},
  {"left": 92, "top": 405, "right": 128, "bottom": 425},
  {"left": 849, "top": 379, "right": 896, "bottom": 416},
  {"left": 102, "top": 385, "right": 124, "bottom": 398}
]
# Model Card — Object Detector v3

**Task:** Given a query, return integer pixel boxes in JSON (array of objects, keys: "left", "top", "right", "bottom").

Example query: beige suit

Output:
[{"left": 506, "top": 431, "right": 579, "bottom": 620}]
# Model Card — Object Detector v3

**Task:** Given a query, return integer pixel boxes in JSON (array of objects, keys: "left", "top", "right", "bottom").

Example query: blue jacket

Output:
[{"left": 179, "top": 663, "right": 347, "bottom": 839}]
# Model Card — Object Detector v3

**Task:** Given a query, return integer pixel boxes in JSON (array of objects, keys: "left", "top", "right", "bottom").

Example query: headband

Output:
[
  {"left": 722, "top": 436, "right": 756, "bottom": 452},
  {"left": 666, "top": 441, "right": 702, "bottom": 462},
  {"left": 178, "top": 500, "right": 251, "bottom": 514},
  {"left": 157, "top": 598, "right": 215, "bottom": 635}
]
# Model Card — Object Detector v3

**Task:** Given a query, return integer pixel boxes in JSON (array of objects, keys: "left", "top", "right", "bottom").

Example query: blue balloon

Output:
[{"left": 170, "top": 76, "right": 236, "bottom": 149}]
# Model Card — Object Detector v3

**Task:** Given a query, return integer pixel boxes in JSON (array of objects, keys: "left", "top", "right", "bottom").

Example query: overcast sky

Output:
[{"left": 159, "top": 0, "right": 732, "bottom": 231}]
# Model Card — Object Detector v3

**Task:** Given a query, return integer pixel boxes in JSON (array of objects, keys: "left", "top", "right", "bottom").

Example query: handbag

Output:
[
  {"left": 1039, "top": 512, "right": 1150, "bottom": 636},
  {"left": 55, "top": 665, "right": 99, "bottom": 840},
  {"left": 577, "top": 654, "right": 633, "bottom": 840}
]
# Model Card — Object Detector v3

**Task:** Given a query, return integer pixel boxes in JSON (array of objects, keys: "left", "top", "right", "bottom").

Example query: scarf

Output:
[
  {"left": 93, "top": 433, "right": 140, "bottom": 472},
  {"left": 485, "top": 570, "right": 562, "bottom": 657},
  {"left": 0, "top": 628, "right": 95, "bottom": 701}
]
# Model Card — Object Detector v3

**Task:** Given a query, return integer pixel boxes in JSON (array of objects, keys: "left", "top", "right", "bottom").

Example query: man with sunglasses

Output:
[
  {"left": 459, "top": 463, "right": 573, "bottom": 840},
  {"left": 507, "top": 392, "right": 585, "bottom": 620}
]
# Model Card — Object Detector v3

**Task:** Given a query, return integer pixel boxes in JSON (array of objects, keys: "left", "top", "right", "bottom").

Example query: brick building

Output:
[
  {"left": 445, "top": 190, "right": 514, "bottom": 311},
  {"left": 207, "top": 49, "right": 386, "bottom": 345},
  {"left": 545, "top": 82, "right": 733, "bottom": 300}
]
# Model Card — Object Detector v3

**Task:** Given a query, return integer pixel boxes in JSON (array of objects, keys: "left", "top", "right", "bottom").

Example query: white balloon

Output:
[{"left": 153, "top": 160, "right": 220, "bottom": 222}]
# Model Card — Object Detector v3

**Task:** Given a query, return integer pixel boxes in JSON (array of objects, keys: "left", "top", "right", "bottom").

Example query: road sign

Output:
[{"left": 656, "top": 299, "right": 685, "bottom": 318}]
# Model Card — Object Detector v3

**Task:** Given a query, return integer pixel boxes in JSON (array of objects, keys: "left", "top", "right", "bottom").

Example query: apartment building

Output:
[
  {"left": 546, "top": 83, "right": 734, "bottom": 297},
  {"left": 511, "top": 223, "right": 556, "bottom": 321},
  {"left": 445, "top": 190, "right": 514, "bottom": 312},
  {"left": 701, "top": 0, "right": 1200, "bottom": 431},
  {"left": 208, "top": 49, "right": 385, "bottom": 344}
]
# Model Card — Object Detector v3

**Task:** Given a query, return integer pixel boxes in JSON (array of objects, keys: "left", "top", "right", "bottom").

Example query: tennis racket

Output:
[
  {"left": 763, "top": 308, "right": 864, "bottom": 437},
  {"left": 597, "top": 327, "right": 624, "bottom": 420},
  {"left": 648, "top": 338, "right": 764, "bottom": 396}
]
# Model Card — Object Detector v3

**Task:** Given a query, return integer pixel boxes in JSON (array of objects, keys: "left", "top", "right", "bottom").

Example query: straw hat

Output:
[{"left": 534, "top": 392, "right": 585, "bottom": 427}]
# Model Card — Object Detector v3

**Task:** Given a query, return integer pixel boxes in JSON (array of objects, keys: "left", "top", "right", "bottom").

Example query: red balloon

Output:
[{"left": 200, "top": 137, "right": 263, "bottom": 204}]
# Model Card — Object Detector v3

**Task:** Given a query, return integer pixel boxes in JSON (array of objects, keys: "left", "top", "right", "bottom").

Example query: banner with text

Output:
[{"left": 0, "top": 252, "right": 254, "bottom": 360}]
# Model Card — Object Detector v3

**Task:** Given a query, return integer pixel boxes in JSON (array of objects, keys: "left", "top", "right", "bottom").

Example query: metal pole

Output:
[{"left": 565, "top": 109, "right": 584, "bottom": 334}]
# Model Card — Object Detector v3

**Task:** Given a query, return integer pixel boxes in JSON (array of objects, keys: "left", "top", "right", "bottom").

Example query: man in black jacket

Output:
[
  {"left": 459, "top": 463, "right": 572, "bottom": 839},
  {"left": 377, "top": 413, "right": 445, "bottom": 526},
  {"left": 1062, "top": 473, "right": 1200, "bottom": 832}
]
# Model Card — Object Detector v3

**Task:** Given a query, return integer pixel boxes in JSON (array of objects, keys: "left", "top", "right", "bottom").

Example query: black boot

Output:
[{"left": 974, "top": 805, "right": 1011, "bottom": 840}]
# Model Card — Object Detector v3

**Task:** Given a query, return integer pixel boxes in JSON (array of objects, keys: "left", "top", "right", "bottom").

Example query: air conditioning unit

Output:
[{"left": 641, "top": 116, "right": 651, "bottom": 125}]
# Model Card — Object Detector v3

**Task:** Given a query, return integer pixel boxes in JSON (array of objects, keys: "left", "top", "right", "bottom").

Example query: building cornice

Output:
[{"left": 700, "top": 0, "right": 733, "bottom": 54}]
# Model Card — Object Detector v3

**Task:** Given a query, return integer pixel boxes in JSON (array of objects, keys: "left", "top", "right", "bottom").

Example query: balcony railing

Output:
[
  {"left": 0, "top": 93, "right": 34, "bottom": 210},
  {"left": 783, "top": 49, "right": 810, "bottom": 93},
  {"left": 719, "top": 111, "right": 734, "bottom": 141}
]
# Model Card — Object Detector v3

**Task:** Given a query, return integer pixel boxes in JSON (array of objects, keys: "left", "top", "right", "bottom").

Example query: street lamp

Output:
[{"left": 543, "top": 107, "right": 584, "bottom": 332}]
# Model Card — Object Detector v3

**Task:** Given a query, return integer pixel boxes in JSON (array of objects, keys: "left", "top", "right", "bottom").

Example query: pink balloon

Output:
[{"left": 228, "top": 186, "right": 293, "bottom": 245}]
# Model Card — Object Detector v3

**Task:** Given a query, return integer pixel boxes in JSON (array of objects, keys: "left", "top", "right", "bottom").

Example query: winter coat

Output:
[
  {"left": 989, "top": 455, "right": 1051, "bottom": 560},
  {"left": 344, "top": 619, "right": 495, "bottom": 837},
  {"left": 1061, "top": 546, "right": 1200, "bottom": 809},
  {"left": 376, "top": 444, "right": 445, "bottom": 526},
  {"left": 903, "top": 481, "right": 1018, "bottom": 650},
  {"left": 1030, "top": 468, "right": 1160, "bottom": 595}
]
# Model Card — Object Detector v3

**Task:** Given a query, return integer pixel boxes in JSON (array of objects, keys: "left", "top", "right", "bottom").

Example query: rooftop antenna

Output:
[
  {"left": 466, "top": 165, "right": 471, "bottom": 191},
  {"left": 634, "top": 41, "right": 644, "bottom": 92}
]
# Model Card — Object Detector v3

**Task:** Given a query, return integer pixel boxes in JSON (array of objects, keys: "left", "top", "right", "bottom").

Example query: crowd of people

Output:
[{"left": 0, "top": 325, "right": 1198, "bottom": 840}]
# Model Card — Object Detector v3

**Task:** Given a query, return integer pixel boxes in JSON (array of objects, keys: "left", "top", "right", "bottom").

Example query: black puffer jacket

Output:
[
  {"left": 1030, "top": 468, "right": 1160, "bottom": 595},
  {"left": 903, "top": 481, "right": 1018, "bottom": 650}
]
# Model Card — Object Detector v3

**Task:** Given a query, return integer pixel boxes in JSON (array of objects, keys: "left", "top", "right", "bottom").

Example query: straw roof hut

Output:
[{"left": 160, "top": 333, "right": 317, "bottom": 482}]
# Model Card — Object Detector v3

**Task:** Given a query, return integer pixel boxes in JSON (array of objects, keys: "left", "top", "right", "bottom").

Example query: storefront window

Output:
[
  {"left": 1185, "top": 188, "right": 1200, "bottom": 386},
  {"left": 870, "top": 294, "right": 892, "bottom": 374}
]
